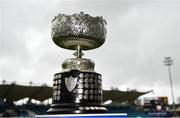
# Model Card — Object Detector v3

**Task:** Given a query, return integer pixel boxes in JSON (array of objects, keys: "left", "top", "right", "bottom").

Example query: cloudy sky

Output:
[{"left": 0, "top": 0, "right": 180, "bottom": 103}]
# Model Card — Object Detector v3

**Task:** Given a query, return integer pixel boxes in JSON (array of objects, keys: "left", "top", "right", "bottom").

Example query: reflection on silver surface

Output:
[
  {"left": 75, "top": 98, "right": 80, "bottom": 103},
  {"left": 89, "top": 78, "right": 93, "bottom": 83},
  {"left": 90, "top": 90, "right": 94, "bottom": 94},
  {"left": 73, "top": 89, "right": 77, "bottom": 93},
  {"left": 53, "top": 91, "right": 56, "bottom": 96},
  {"left": 55, "top": 80, "right": 58, "bottom": 85},
  {"left": 78, "top": 89, "right": 83, "bottom": 94},
  {"left": 79, "top": 107, "right": 84, "bottom": 110},
  {"left": 58, "top": 74, "right": 61, "bottom": 78},
  {"left": 84, "top": 95, "right": 88, "bottom": 99},
  {"left": 90, "top": 84, "right": 94, "bottom": 88},
  {"left": 57, "top": 90, "right": 61, "bottom": 95},
  {"left": 57, "top": 85, "right": 61, "bottom": 89},
  {"left": 57, "top": 96, "right": 60, "bottom": 100},
  {"left": 84, "top": 90, "right": 89, "bottom": 94},
  {"left": 84, "top": 78, "right": 88, "bottom": 83},
  {"left": 77, "top": 84, "right": 83, "bottom": 89},
  {"left": 85, "top": 73, "right": 89, "bottom": 78},
  {"left": 58, "top": 79, "right": 61, "bottom": 84},
  {"left": 85, "top": 107, "right": 90, "bottom": 110},
  {"left": 65, "top": 76, "right": 78, "bottom": 92},
  {"left": 78, "top": 106, "right": 106, "bottom": 111},
  {"left": 85, "top": 83, "right": 89, "bottom": 88},
  {"left": 79, "top": 73, "right": 84, "bottom": 78},
  {"left": 78, "top": 95, "right": 83, "bottom": 99},
  {"left": 90, "top": 107, "right": 95, "bottom": 110},
  {"left": 53, "top": 86, "right": 57, "bottom": 90},
  {"left": 79, "top": 78, "right": 83, "bottom": 83}
]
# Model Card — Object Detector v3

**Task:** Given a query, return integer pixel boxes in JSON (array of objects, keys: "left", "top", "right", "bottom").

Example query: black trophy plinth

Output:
[{"left": 47, "top": 70, "right": 107, "bottom": 114}]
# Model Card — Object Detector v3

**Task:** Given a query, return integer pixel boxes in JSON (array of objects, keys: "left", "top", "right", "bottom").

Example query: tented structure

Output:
[
  {"left": 0, "top": 84, "right": 150, "bottom": 103},
  {"left": 0, "top": 84, "right": 52, "bottom": 101}
]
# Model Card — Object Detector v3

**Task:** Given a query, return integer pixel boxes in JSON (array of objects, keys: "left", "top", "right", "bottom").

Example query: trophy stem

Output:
[
  {"left": 77, "top": 45, "right": 81, "bottom": 58},
  {"left": 73, "top": 45, "right": 84, "bottom": 58}
]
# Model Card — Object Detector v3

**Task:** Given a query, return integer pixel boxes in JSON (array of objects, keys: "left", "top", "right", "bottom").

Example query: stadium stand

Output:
[{"left": 0, "top": 83, "right": 151, "bottom": 117}]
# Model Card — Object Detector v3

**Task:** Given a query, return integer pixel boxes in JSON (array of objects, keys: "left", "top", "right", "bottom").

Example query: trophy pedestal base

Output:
[{"left": 47, "top": 70, "right": 107, "bottom": 114}]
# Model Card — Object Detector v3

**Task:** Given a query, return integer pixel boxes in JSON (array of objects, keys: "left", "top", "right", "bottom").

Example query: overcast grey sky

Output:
[{"left": 0, "top": 0, "right": 180, "bottom": 103}]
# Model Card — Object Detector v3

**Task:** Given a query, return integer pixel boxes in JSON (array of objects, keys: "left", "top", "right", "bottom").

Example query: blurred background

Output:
[{"left": 0, "top": 0, "right": 180, "bottom": 117}]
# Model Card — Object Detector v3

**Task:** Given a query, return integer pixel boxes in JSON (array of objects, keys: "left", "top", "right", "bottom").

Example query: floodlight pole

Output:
[{"left": 163, "top": 57, "right": 176, "bottom": 114}]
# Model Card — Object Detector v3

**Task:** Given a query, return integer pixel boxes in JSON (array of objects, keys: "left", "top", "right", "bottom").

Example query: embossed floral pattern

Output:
[{"left": 51, "top": 12, "right": 107, "bottom": 50}]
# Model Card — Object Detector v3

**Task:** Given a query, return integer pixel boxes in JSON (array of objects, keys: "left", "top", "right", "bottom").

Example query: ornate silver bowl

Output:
[{"left": 51, "top": 12, "right": 107, "bottom": 50}]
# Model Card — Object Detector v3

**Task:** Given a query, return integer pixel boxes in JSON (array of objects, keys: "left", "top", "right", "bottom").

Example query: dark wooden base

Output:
[{"left": 47, "top": 70, "right": 107, "bottom": 114}]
